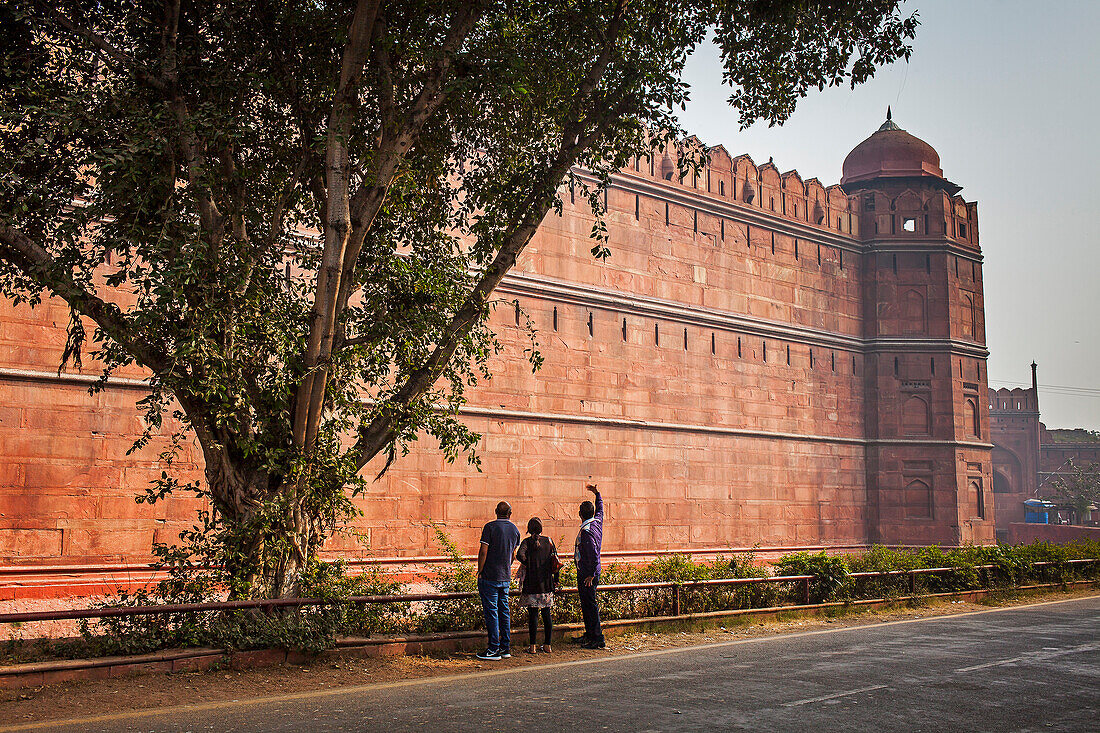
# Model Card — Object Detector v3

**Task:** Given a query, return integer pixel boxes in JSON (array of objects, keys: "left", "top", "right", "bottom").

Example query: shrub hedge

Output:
[{"left": 9, "top": 538, "right": 1097, "bottom": 662}]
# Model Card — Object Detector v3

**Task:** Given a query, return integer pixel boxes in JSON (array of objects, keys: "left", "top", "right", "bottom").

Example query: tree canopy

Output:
[
  {"left": 1044, "top": 459, "right": 1100, "bottom": 526},
  {"left": 0, "top": 0, "right": 917, "bottom": 597}
]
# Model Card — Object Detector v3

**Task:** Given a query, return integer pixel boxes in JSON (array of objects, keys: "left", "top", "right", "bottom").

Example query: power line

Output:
[{"left": 989, "top": 379, "right": 1100, "bottom": 396}]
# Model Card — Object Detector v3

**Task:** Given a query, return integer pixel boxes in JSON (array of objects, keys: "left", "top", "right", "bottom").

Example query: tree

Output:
[
  {"left": 0, "top": 1, "right": 917, "bottom": 598},
  {"left": 1044, "top": 459, "right": 1100, "bottom": 526}
]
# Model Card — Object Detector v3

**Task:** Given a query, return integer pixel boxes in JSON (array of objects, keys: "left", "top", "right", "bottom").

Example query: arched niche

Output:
[
  {"left": 902, "top": 395, "right": 931, "bottom": 435},
  {"left": 966, "top": 397, "right": 980, "bottom": 437},
  {"left": 904, "top": 479, "right": 933, "bottom": 519},
  {"left": 902, "top": 289, "right": 926, "bottom": 335}
]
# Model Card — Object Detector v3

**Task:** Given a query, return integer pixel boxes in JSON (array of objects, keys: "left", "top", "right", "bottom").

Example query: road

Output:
[{"left": 10, "top": 596, "right": 1100, "bottom": 732}]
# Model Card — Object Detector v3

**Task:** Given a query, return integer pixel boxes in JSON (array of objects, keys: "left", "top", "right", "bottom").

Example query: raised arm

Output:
[{"left": 586, "top": 483, "right": 603, "bottom": 523}]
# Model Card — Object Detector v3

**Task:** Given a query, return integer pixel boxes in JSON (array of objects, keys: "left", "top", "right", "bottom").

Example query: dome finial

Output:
[{"left": 877, "top": 106, "right": 901, "bottom": 132}]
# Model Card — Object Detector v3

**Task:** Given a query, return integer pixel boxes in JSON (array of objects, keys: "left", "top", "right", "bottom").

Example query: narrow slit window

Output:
[
  {"left": 665, "top": 202, "right": 669, "bottom": 226},
  {"left": 786, "top": 344, "right": 791, "bottom": 365},
  {"left": 719, "top": 180, "right": 725, "bottom": 196},
  {"left": 794, "top": 239, "right": 799, "bottom": 260},
  {"left": 587, "top": 312, "right": 593, "bottom": 336},
  {"left": 930, "top": 357, "right": 936, "bottom": 375},
  {"left": 622, "top": 318, "right": 627, "bottom": 342},
  {"left": 634, "top": 195, "right": 640, "bottom": 221},
  {"left": 926, "top": 253, "right": 931, "bottom": 273},
  {"left": 762, "top": 340, "right": 767, "bottom": 362},
  {"left": 655, "top": 323, "right": 660, "bottom": 345},
  {"left": 771, "top": 232, "right": 775, "bottom": 254},
  {"left": 553, "top": 307, "right": 558, "bottom": 331},
  {"left": 720, "top": 219, "right": 725, "bottom": 241},
  {"left": 809, "top": 349, "right": 814, "bottom": 369},
  {"left": 693, "top": 210, "right": 698, "bottom": 233},
  {"left": 831, "top": 351, "right": 836, "bottom": 371},
  {"left": 894, "top": 357, "right": 900, "bottom": 377},
  {"left": 892, "top": 254, "right": 898, "bottom": 274},
  {"left": 737, "top": 337, "right": 742, "bottom": 358},
  {"left": 683, "top": 328, "right": 688, "bottom": 350},
  {"left": 711, "top": 333, "right": 716, "bottom": 354},
  {"left": 514, "top": 301, "right": 521, "bottom": 325},
  {"left": 570, "top": 181, "right": 575, "bottom": 204}
]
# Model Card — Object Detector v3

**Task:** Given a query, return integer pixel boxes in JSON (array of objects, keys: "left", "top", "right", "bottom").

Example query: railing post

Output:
[
  {"left": 908, "top": 570, "right": 917, "bottom": 596},
  {"left": 800, "top": 577, "right": 811, "bottom": 605},
  {"left": 673, "top": 584, "right": 682, "bottom": 615}
]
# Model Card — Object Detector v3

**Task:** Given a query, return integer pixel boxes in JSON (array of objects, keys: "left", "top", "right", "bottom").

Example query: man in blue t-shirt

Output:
[{"left": 476, "top": 501, "right": 521, "bottom": 660}]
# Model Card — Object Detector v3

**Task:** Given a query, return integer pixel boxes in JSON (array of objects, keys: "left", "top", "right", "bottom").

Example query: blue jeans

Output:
[{"left": 478, "top": 579, "right": 511, "bottom": 652}]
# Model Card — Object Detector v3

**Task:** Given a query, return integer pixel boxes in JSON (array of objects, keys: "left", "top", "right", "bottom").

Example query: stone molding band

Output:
[
  {"left": 498, "top": 271, "right": 991, "bottom": 359},
  {"left": 0, "top": 367, "right": 993, "bottom": 451},
  {"left": 459, "top": 404, "right": 993, "bottom": 450}
]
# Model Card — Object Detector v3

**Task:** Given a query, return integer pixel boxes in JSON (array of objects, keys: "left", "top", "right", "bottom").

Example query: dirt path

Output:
[{"left": 1, "top": 588, "right": 1097, "bottom": 726}]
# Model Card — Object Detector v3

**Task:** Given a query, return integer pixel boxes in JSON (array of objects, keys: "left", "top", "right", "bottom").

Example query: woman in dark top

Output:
[{"left": 516, "top": 517, "right": 559, "bottom": 653}]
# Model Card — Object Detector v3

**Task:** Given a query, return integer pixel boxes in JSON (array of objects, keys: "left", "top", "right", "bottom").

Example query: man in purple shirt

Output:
[
  {"left": 574, "top": 483, "right": 605, "bottom": 649},
  {"left": 476, "top": 501, "right": 521, "bottom": 660}
]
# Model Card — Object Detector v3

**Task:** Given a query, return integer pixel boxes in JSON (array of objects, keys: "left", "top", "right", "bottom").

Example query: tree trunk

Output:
[{"left": 204, "top": 459, "right": 314, "bottom": 599}]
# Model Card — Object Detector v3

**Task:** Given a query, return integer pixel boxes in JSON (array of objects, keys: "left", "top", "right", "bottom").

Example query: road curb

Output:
[{"left": 1, "top": 581, "right": 1095, "bottom": 690}]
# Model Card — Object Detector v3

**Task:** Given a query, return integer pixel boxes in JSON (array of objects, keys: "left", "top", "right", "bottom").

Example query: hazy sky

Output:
[{"left": 676, "top": 0, "right": 1100, "bottom": 431}]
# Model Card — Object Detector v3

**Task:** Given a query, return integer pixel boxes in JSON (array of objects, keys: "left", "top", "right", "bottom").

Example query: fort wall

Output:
[{"left": 0, "top": 117, "right": 997, "bottom": 568}]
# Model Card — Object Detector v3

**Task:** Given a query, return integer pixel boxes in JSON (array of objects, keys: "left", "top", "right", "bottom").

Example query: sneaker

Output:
[
  {"left": 568, "top": 635, "right": 590, "bottom": 645},
  {"left": 498, "top": 650, "right": 512, "bottom": 659},
  {"left": 581, "top": 640, "right": 606, "bottom": 650},
  {"left": 476, "top": 650, "right": 502, "bottom": 661}
]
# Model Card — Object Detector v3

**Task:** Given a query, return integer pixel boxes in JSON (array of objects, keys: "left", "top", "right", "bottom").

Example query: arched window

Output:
[
  {"left": 905, "top": 479, "right": 933, "bottom": 519},
  {"left": 902, "top": 396, "right": 930, "bottom": 435}
]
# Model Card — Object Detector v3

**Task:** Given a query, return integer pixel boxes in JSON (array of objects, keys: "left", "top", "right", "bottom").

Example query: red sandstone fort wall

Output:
[{"left": 0, "top": 134, "right": 996, "bottom": 567}]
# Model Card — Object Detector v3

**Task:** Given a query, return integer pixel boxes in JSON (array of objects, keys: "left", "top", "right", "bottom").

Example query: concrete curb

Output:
[{"left": 1, "top": 581, "right": 1095, "bottom": 690}]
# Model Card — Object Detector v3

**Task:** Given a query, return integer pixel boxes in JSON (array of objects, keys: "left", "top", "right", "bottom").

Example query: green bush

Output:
[{"left": 773, "top": 551, "right": 849, "bottom": 603}]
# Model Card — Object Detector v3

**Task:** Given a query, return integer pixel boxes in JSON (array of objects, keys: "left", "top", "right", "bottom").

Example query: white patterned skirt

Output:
[{"left": 519, "top": 592, "right": 554, "bottom": 609}]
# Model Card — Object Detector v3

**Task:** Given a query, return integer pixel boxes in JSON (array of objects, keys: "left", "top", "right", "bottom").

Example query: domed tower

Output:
[{"left": 842, "top": 109, "right": 993, "bottom": 546}]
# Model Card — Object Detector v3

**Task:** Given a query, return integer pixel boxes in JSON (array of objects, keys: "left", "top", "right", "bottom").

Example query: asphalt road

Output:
[{"left": 18, "top": 596, "right": 1100, "bottom": 733}]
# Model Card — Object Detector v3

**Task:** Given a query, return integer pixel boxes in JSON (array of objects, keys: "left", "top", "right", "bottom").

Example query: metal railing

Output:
[{"left": 1, "top": 559, "right": 1096, "bottom": 626}]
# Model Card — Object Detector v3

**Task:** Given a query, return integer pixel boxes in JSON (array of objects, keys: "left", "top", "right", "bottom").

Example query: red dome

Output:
[{"left": 841, "top": 111, "right": 944, "bottom": 186}]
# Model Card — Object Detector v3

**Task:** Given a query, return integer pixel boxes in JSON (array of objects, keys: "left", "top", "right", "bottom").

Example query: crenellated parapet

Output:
[
  {"left": 619, "top": 137, "right": 859, "bottom": 238},
  {"left": 989, "top": 386, "right": 1038, "bottom": 414}
]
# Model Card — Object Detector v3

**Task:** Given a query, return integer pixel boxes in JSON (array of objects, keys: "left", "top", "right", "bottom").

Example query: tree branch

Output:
[
  {"left": 351, "top": 92, "right": 634, "bottom": 471},
  {"left": 0, "top": 221, "right": 169, "bottom": 374},
  {"left": 44, "top": 7, "right": 170, "bottom": 93}
]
